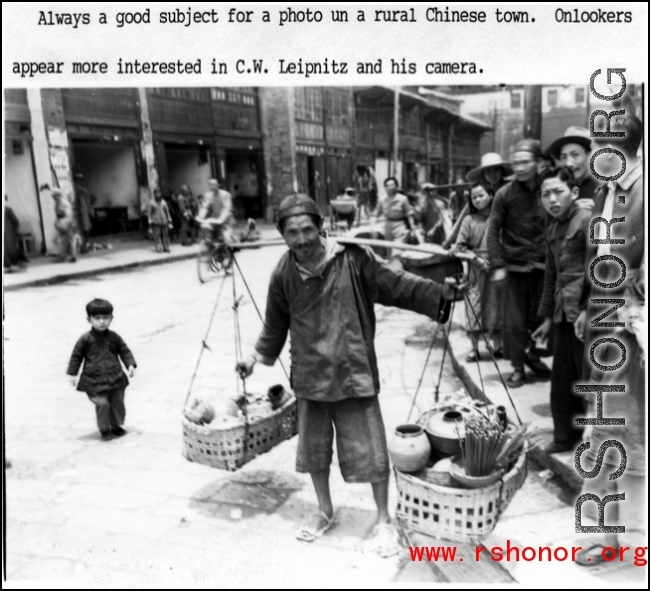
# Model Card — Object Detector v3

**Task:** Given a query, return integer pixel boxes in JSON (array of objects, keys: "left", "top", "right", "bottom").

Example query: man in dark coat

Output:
[
  {"left": 4, "top": 196, "right": 29, "bottom": 271},
  {"left": 237, "top": 194, "right": 459, "bottom": 555},
  {"left": 487, "top": 139, "right": 550, "bottom": 388}
]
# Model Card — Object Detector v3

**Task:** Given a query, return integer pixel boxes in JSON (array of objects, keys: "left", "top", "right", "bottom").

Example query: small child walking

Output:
[
  {"left": 67, "top": 299, "right": 137, "bottom": 441},
  {"left": 450, "top": 181, "right": 503, "bottom": 361}
]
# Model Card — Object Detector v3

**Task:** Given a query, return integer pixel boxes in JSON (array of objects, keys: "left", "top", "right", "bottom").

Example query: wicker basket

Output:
[
  {"left": 182, "top": 398, "right": 298, "bottom": 471},
  {"left": 395, "top": 449, "right": 527, "bottom": 544}
]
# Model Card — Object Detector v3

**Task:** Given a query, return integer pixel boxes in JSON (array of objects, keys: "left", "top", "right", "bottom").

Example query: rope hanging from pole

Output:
[
  {"left": 465, "top": 265, "right": 488, "bottom": 404},
  {"left": 231, "top": 263, "right": 245, "bottom": 397},
  {"left": 434, "top": 296, "right": 456, "bottom": 403},
  {"left": 463, "top": 288, "right": 523, "bottom": 425},
  {"left": 232, "top": 256, "right": 290, "bottom": 382},
  {"left": 405, "top": 286, "right": 458, "bottom": 423},
  {"left": 406, "top": 320, "right": 443, "bottom": 424},
  {"left": 184, "top": 272, "right": 230, "bottom": 407}
]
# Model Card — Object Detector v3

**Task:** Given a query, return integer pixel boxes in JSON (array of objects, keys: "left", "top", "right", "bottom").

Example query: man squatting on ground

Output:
[
  {"left": 67, "top": 299, "right": 137, "bottom": 441},
  {"left": 236, "top": 194, "right": 461, "bottom": 553}
]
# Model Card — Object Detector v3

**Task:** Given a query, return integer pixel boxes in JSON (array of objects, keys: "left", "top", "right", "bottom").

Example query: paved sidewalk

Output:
[
  {"left": 446, "top": 300, "right": 581, "bottom": 491},
  {"left": 3, "top": 219, "right": 372, "bottom": 292},
  {"left": 3, "top": 225, "right": 281, "bottom": 292}
]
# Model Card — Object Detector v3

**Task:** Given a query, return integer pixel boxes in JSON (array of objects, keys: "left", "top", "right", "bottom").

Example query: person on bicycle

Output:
[{"left": 195, "top": 178, "right": 234, "bottom": 246}]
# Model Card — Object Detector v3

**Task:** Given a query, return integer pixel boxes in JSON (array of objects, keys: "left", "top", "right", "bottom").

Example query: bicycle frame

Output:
[{"left": 197, "top": 222, "right": 233, "bottom": 282}]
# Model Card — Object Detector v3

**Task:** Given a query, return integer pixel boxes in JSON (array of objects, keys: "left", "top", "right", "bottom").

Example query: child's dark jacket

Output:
[
  {"left": 67, "top": 329, "right": 137, "bottom": 394},
  {"left": 538, "top": 203, "right": 591, "bottom": 323}
]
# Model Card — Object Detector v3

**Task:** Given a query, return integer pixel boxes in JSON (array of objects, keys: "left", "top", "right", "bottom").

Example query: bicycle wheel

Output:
[{"left": 197, "top": 240, "right": 217, "bottom": 283}]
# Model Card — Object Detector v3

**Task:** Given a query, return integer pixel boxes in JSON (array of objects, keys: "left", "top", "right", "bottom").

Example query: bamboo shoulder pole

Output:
[
  {"left": 442, "top": 201, "right": 470, "bottom": 249},
  {"left": 336, "top": 236, "right": 477, "bottom": 261}
]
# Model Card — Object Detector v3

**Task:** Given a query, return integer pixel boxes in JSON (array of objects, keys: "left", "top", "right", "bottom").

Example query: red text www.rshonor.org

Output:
[{"left": 409, "top": 542, "right": 648, "bottom": 567}]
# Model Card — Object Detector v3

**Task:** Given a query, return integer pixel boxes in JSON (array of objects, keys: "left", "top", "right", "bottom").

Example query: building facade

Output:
[
  {"left": 4, "top": 85, "right": 489, "bottom": 253},
  {"left": 261, "top": 85, "right": 489, "bottom": 216},
  {"left": 5, "top": 89, "right": 45, "bottom": 254},
  {"left": 439, "top": 84, "right": 643, "bottom": 160}
]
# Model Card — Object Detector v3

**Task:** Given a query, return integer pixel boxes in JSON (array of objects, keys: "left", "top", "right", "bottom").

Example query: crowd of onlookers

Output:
[{"left": 364, "top": 115, "right": 644, "bottom": 462}]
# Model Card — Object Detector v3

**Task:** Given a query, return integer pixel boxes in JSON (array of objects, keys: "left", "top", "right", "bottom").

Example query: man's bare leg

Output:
[
  {"left": 371, "top": 478, "right": 391, "bottom": 524},
  {"left": 306, "top": 469, "right": 334, "bottom": 529}
]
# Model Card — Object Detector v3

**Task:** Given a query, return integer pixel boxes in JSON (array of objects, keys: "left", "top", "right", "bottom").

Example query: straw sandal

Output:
[
  {"left": 506, "top": 370, "right": 526, "bottom": 388},
  {"left": 295, "top": 510, "right": 336, "bottom": 542},
  {"left": 575, "top": 542, "right": 609, "bottom": 566},
  {"left": 466, "top": 350, "right": 481, "bottom": 363}
]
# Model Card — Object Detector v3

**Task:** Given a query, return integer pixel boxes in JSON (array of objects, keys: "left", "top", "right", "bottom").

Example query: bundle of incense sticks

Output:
[
  {"left": 461, "top": 414, "right": 504, "bottom": 477},
  {"left": 460, "top": 415, "right": 536, "bottom": 477}
]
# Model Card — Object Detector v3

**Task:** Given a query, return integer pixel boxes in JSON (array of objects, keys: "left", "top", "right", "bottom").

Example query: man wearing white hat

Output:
[
  {"left": 444, "top": 153, "right": 512, "bottom": 250},
  {"left": 466, "top": 152, "right": 513, "bottom": 196},
  {"left": 548, "top": 126, "right": 600, "bottom": 210}
]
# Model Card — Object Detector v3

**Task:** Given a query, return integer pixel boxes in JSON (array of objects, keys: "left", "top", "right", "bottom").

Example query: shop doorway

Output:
[
  {"left": 224, "top": 150, "right": 263, "bottom": 219},
  {"left": 164, "top": 143, "right": 212, "bottom": 198},
  {"left": 71, "top": 140, "right": 140, "bottom": 235}
]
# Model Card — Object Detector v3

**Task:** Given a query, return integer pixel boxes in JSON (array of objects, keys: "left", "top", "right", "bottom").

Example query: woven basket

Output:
[
  {"left": 395, "top": 449, "right": 527, "bottom": 544},
  {"left": 182, "top": 398, "right": 298, "bottom": 471}
]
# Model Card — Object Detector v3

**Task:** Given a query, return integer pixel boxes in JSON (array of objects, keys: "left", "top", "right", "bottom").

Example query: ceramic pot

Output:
[
  {"left": 388, "top": 424, "right": 431, "bottom": 472},
  {"left": 268, "top": 384, "right": 291, "bottom": 410},
  {"left": 423, "top": 402, "right": 479, "bottom": 455}
]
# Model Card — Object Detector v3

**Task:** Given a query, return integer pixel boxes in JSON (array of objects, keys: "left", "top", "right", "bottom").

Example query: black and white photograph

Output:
[{"left": 3, "top": 3, "right": 648, "bottom": 588}]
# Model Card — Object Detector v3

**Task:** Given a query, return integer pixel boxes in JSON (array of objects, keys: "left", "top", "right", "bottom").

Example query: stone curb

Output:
[
  {"left": 446, "top": 335, "right": 583, "bottom": 492},
  {"left": 3, "top": 238, "right": 287, "bottom": 292},
  {"left": 4, "top": 250, "right": 200, "bottom": 292}
]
